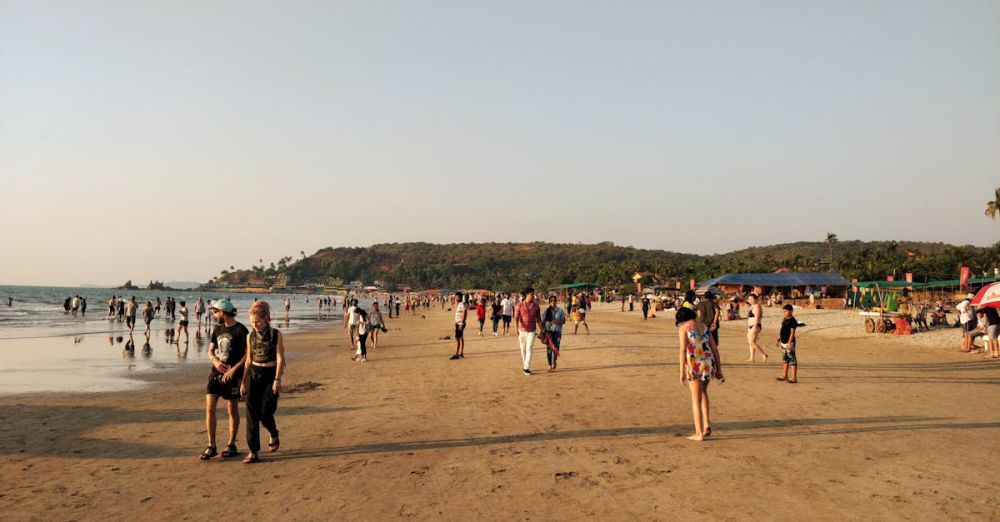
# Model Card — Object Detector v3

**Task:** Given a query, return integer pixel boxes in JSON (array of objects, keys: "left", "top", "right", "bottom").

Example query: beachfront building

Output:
[{"left": 698, "top": 272, "right": 851, "bottom": 307}]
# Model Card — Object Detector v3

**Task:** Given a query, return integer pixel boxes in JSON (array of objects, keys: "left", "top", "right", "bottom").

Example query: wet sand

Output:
[{"left": 1, "top": 303, "right": 999, "bottom": 520}]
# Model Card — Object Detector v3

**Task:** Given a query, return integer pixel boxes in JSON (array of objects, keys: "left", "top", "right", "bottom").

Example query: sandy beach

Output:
[{"left": 2, "top": 302, "right": 999, "bottom": 520}]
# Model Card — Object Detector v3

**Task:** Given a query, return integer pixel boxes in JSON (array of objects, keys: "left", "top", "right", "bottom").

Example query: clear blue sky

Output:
[{"left": 1, "top": 1, "right": 997, "bottom": 285}]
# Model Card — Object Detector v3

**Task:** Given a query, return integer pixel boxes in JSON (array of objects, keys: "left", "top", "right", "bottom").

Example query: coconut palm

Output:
[
  {"left": 985, "top": 187, "right": 1000, "bottom": 220},
  {"left": 826, "top": 232, "right": 838, "bottom": 265}
]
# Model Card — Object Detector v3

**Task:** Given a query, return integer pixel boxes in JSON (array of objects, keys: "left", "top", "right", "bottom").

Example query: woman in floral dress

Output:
[{"left": 676, "top": 307, "right": 723, "bottom": 441}]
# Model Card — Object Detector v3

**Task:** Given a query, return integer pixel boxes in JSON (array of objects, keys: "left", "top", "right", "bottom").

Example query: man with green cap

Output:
[{"left": 200, "top": 298, "right": 249, "bottom": 460}]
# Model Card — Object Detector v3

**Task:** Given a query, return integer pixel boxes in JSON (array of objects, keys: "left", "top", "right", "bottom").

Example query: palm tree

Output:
[
  {"left": 826, "top": 232, "right": 838, "bottom": 266},
  {"left": 985, "top": 187, "right": 1000, "bottom": 220}
]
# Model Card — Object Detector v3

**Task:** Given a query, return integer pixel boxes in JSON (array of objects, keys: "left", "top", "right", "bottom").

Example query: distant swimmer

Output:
[{"left": 6, "top": 296, "right": 12, "bottom": 306}]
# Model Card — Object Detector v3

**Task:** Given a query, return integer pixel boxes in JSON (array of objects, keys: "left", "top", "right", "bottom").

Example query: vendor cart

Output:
[{"left": 861, "top": 311, "right": 898, "bottom": 334}]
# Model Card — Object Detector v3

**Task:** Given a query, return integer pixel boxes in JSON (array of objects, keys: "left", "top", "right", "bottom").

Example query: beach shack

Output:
[{"left": 698, "top": 272, "right": 851, "bottom": 308}]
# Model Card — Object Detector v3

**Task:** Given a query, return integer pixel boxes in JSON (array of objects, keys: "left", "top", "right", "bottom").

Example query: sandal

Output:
[
  {"left": 221, "top": 444, "right": 239, "bottom": 458},
  {"left": 775, "top": 377, "right": 787, "bottom": 382},
  {"left": 268, "top": 437, "right": 280, "bottom": 452},
  {"left": 787, "top": 379, "right": 798, "bottom": 384},
  {"left": 199, "top": 446, "right": 217, "bottom": 460},
  {"left": 704, "top": 427, "right": 712, "bottom": 438},
  {"left": 243, "top": 452, "right": 259, "bottom": 464}
]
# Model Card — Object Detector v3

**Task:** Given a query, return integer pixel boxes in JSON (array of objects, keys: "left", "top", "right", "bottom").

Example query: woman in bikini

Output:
[
  {"left": 676, "top": 307, "right": 723, "bottom": 441},
  {"left": 745, "top": 294, "right": 768, "bottom": 363}
]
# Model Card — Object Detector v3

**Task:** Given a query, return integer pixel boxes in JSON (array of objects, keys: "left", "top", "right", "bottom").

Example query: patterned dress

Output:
[{"left": 685, "top": 324, "right": 716, "bottom": 382}]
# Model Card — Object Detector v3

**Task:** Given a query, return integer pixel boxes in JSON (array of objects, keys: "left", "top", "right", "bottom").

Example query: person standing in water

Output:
[
  {"left": 142, "top": 301, "right": 154, "bottom": 336},
  {"left": 175, "top": 300, "right": 190, "bottom": 344},
  {"left": 195, "top": 298, "right": 206, "bottom": 330},
  {"left": 125, "top": 297, "right": 138, "bottom": 334},
  {"left": 240, "top": 300, "right": 285, "bottom": 463}
]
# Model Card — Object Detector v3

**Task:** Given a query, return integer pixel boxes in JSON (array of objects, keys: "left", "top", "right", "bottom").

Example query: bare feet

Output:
[
  {"left": 686, "top": 434, "right": 704, "bottom": 441},
  {"left": 744, "top": 358, "right": 755, "bottom": 363}
]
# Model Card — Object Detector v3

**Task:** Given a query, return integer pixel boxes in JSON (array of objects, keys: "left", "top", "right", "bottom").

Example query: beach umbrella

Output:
[{"left": 971, "top": 283, "right": 1000, "bottom": 308}]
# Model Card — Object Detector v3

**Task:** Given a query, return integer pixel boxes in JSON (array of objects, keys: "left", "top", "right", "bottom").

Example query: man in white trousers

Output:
[{"left": 513, "top": 287, "right": 544, "bottom": 375}]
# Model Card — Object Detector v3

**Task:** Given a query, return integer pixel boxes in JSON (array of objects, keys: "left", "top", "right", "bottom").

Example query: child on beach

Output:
[{"left": 775, "top": 304, "right": 798, "bottom": 383}]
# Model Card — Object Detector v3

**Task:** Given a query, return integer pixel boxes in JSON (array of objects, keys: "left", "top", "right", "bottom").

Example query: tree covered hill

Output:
[{"left": 209, "top": 240, "right": 999, "bottom": 290}]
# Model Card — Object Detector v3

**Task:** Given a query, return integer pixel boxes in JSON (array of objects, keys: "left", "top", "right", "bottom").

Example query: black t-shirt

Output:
[
  {"left": 780, "top": 316, "right": 797, "bottom": 343},
  {"left": 983, "top": 307, "right": 1000, "bottom": 326},
  {"left": 210, "top": 321, "right": 249, "bottom": 367}
]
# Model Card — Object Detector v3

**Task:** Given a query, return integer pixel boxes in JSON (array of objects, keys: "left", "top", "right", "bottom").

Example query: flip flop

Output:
[
  {"left": 243, "top": 452, "right": 259, "bottom": 464},
  {"left": 268, "top": 438, "right": 280, "bottom": 452},
  {"left": 221, "top": 444, "right": 239, "bottom": 458},
  {"left": 199, "top": 446, "right": 217, "bottom": 461}
]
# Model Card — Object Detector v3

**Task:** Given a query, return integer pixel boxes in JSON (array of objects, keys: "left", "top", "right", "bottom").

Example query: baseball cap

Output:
[{"left": 211, "top": 298, "right": 236, "bottom": 314}]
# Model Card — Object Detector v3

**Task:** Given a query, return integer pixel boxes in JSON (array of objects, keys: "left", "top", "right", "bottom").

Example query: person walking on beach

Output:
[
  {"left": 125, "top": 297, "right": 138, "bottom": 334},
  {"left": 775, "top": 304, "right": 799, "bottom": 383},
  {"left": 345, "top": 299, "right": 359, "bottom": 346},
  {"left": 641, "top": 295, "right": 651, "bottom": 321},
  {"left": 514, "top": 287, "right": 544, "bottom": 375},
  {"left": 239, "top": 301, "right": 284, "bottom": 463},
  {"left": 107, "top": 296, "right": 116, "bottom": 318},
  {"left": 499, "top": 293, "right": 514, "bottom": 336},
  {"left": 490, "top": 298, "right": 502, "bottom": 336},
  {"left": 745, "top": 294, "right": 768, "bottom": 362},
  {"left": 142, "top": 301, "right": 154, "bottom": 336},
  {"left": 543, "top": 295, "right": 566, "bottom": 372},
  {"left": 676, "top": 306, "right": 723, "bottom": 441},
  {"left": 573, "top": 293, "right": 590, "bottom": 335},
  {"left": 201, "top": 298, "right": 248, "bottom": 461},
  {"left": 283, "top": 297, "right": 291, "bottom": 319},
  {"left": 450, "top": 292, "right": 467, "bottom": 360},
  {"left": 476, "top": 298, "right": 487, "bottom": 336},
  {"left": 697, "top": 293, "right": 721, "bottom": 345},
  {"left": 117, "top": 298, "right": 126, "bottom": 322},
  {"left": 368, "top": 302, "right": 385, "bottom": 349},
  {"left": 352, "top": 309, "right": 370, "bottom": 362},
  {"left": 154, "top": 297, "right": 162, "bottom": 317},
  {"left": 80, "top": 297, "right": 87, "bottom": 316},
  {"left": 175, "top": 300, "right": 190, "bottom": 344}
]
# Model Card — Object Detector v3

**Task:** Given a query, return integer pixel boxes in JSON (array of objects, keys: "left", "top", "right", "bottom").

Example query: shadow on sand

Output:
[{"left": 266, "top": 414, "right": 997, "bottom": 462}]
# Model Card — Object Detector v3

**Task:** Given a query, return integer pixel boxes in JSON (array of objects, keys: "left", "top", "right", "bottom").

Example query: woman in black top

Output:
[{"left": 240, "top": 301, "right": 286, "bottom": 464}]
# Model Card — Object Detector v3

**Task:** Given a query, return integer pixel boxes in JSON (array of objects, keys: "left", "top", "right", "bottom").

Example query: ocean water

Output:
[{"left": 0, "top": 285, "right": 370, "bottom": 395}]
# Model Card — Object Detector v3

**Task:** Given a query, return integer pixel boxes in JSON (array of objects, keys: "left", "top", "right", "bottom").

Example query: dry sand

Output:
[{"left": 2, "top": 302, "right": 999, "bottom": 520}]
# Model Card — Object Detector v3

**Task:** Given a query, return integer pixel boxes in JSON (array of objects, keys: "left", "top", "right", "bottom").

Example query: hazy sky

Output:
[{"left": 1, "top": 1, "right": 998, "bottom": 286}]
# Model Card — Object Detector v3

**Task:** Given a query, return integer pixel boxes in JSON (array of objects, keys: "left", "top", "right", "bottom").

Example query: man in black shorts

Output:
[
  {"left": 201, "top": 299, "right": 249, "bottom": 460},
  {"left": 451, "top": 292, "right": 467, "bottom": 360}
]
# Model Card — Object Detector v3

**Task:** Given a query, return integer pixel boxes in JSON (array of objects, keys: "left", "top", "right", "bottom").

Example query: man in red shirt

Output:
[
  {"left": 513, "top": 287, "right": 544, "bottom": 375},
  {"left": 476, "top": 298, "right": 487, "bottom": 336}
]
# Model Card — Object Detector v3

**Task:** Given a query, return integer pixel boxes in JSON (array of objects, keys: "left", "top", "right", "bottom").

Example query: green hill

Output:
[{"left": 209, "top": 240, "right": 1000, "bottom": 291}]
